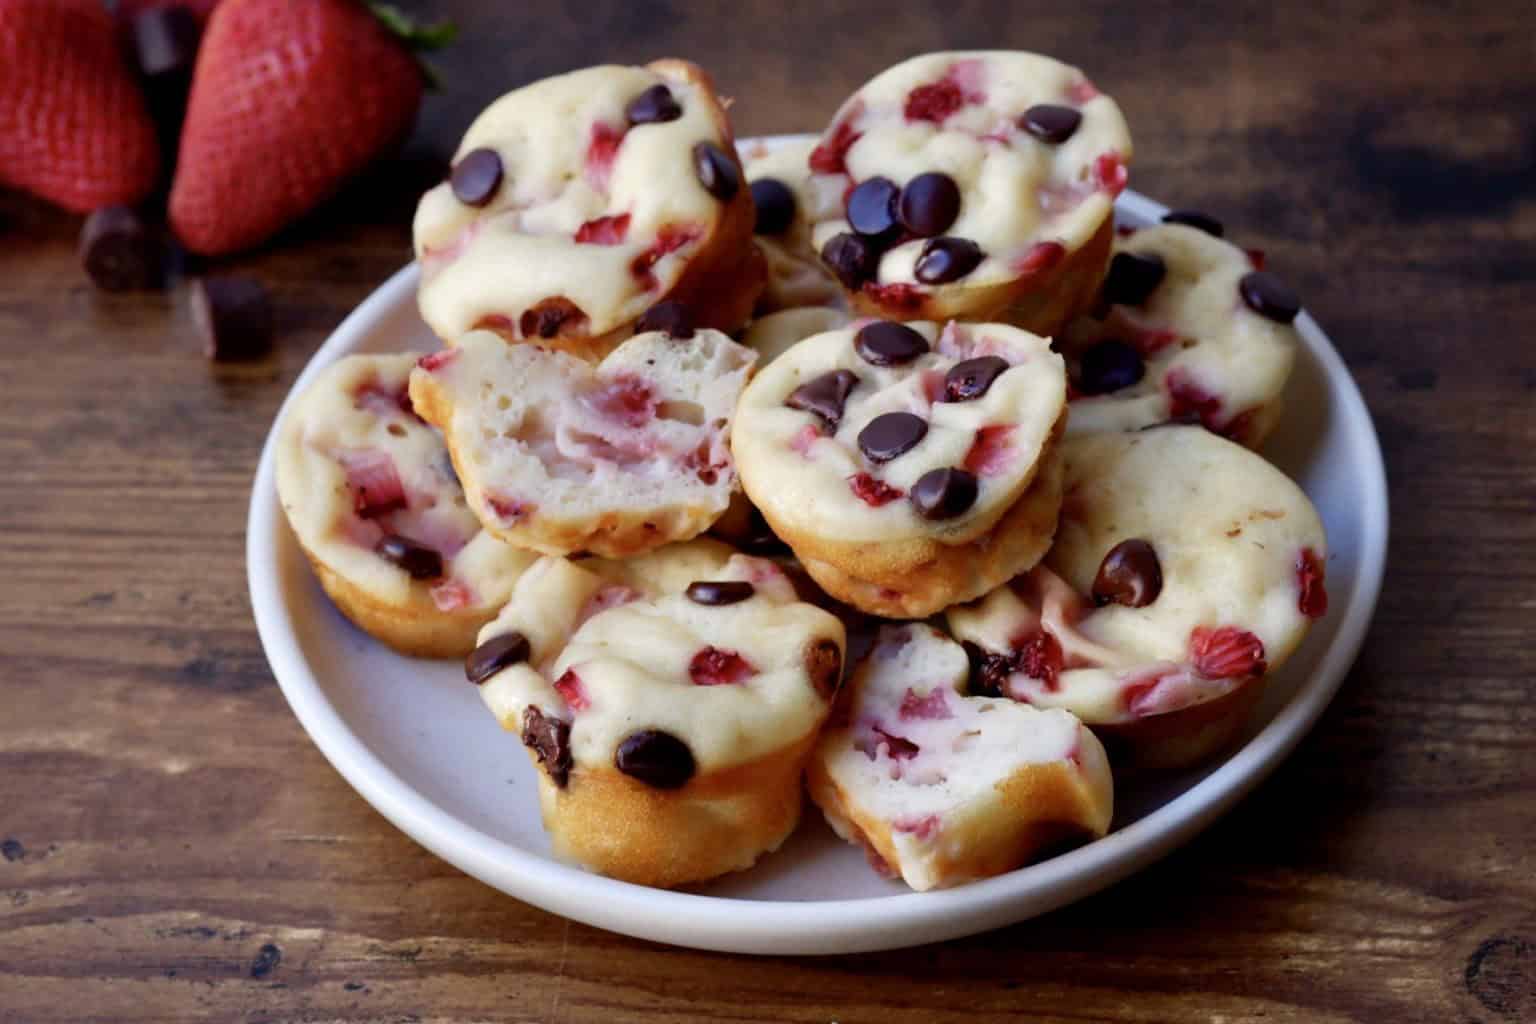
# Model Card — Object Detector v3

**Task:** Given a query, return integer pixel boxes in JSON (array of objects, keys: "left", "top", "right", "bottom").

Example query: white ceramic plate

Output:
[{"left": 248, "top": 136, "right": 1388, "bottom": 955}]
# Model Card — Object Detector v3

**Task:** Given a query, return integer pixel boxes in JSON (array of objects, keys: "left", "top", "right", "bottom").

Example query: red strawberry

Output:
[
  {"left": 169, "top": 0, "right": 448, "bottom": 256},
  {"left": 0, "top": 0, "right": 160, "bottom": 213},
  {"left": 1189, "top": 626, "right": 1267, "bottom": 680}
]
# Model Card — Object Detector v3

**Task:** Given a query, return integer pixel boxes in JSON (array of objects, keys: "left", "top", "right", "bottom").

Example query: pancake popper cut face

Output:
[
  {"left": 1057, "top": 223, "right": 1301, "bottom": 448},
  {"left": 947, "top": 427, "right": 1328, "bottom": 732},
  {"left": 808, "top": 623, "right": 1113, "bottom": 891},
  {"left": 408, "top": 328, "right": 757, "bottom": 559},
  {"left": 414, "top": 61, "right": 753, "bottom": 352},
  {"left": 805, "top": 51, "right": 1132, "bottom": 322},
  {"left": 275, "top": 354, "right": 537, "bottom": 655}
]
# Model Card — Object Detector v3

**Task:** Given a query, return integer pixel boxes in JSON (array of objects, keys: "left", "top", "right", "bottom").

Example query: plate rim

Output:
[{"left": 247, "top": 140, "right": 1389, "bottom": 955}]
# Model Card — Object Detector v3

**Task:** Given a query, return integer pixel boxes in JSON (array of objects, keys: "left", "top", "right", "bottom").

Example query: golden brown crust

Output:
[
  {"left": 531, "top": 731, "right": 819, "bottom": 888},
  {"left": 842, "top": 215, "right": 1114, "bottom": 337},
  {"left": 298, "top": 539, "right": 494, "bottom": 659},
  {"left": 1095, "top": 674, "right": 1266, "bottom": 773},
  {"left": 777, "top": 440, "right": 1064, "bottom": 619}
]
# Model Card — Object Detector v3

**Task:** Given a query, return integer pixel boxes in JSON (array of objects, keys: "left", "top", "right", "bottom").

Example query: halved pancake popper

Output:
[
  {"left": 808, "top": 623, "right": 1113, "bottom": 891},
  {"left": 409, "top": 327, "right": 756, "bottom": 558}
]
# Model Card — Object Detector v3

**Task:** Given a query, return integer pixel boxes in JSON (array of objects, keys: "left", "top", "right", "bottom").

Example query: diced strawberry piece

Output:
[
  {"left": 416, "top": 349, "right": 459, "bottom": 372},
  {"left": 1095, "top": 152, "right": 1128, "bottom": 195},
  {"left": 862, "top": 281, "right": 925, "bottom": 310},
  {"left": 905, "top": 80, "right": 965, "bottom": 123},
  {"left": 1011, "top": 631, "right": 1064, "bottom": 691},
  {"left": 429, "top": 578, "right": 473, "bottom": 612},
  {"left": 1011, "top": 240, "right": 1066, "bottom": 278},
  {"left": 553, "top": 669, "right": 590, "bottom": 711},
  {"left": 1297, "top": 548, "right": 1328, "bottom": 618},
  {"left": 790, "top": 424, "right": 822, "bottom": 457},
  {"left": 1247, "top": 248, "right": 1266, "bottom": 271},
  {"left": 892, "top": 814, "right": 941, "bottom": 840},
  {"left": 629, "top": 223, "right": 702, "bottom": 290},
  {"left": 1067, "top": 78, "right": 1100, "bottom": 103},
  {"left": 487, "top": 494, "right": 535, "bottom": 523},
  {"left": 338, "top": 449, "right": 406, "bottom": 519},
  {"left": 584, "top": 122, "right": 626, "bottom": 191},
  {"left": 848, "top": 473, "right": 903, "bottom": 507},
  {"left": 963, "top": 424, "right": 1017, "bottom": 477},
  {"left": 898, "top": 687, "right": 953, "bottom": 721},
  {"left": 1116, "top": 224, "right": 1139, "bottom": 237},
  {"left": 586, "top": 372, "right": 655, "bottom": 427},
  {"left": 353, "top": 378, "right": 407, "bottom": 419},
  {"left": 1164, "top": 368, "right": 1223, "bottom": 430},
  {"left": 574, "top": 213, "right": 630, "bottom": 246},
  {"left": 809, "top": 104, "right": 864, "bottom": 174},
  {"left": 683, "top": 440, "right": 723, "bottom": 485},
  {"left": 689, "top": 646, "right": 758, "bottom": 686},
  {"left": 1189, "top": 626, "right": 1267, "bottom": 679}
]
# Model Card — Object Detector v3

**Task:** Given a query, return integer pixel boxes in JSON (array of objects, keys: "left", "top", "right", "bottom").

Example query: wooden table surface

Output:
[{"left": 3, "top": 1, "right": 1533, "bottom": 1020}]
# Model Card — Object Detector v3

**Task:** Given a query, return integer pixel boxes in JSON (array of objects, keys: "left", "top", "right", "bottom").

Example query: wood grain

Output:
[{"left": 2, "top": 0, "right": 1534, "bottom": 1020}]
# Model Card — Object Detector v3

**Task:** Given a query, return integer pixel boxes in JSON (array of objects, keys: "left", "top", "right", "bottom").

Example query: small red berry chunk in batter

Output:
[
  {"left": 898, "top": 687, "right": 953, "bottom": 721},
  {"left": 1189, "top": 626, "right": 1267, "bottom": 679},
  {"left": 688, "top": 646, "right": 758, "bottom": 686},
  {"left": 1296, "top": 547, "right": 1328, "bottom": 618},
  {"left": 848, "top": 472, "right": 904, "bottom": 507},
  {"left": 574, "top": 213, "right": 630, "bottom": 245},
  {"left": 554, "top": 668, "right": 591, "bottom": 711},
  {"left": 809, "top": 103, "right": 865, "bottom": 174},
  {"left": 963, "top": 425, "right": 1017, "bottom": 477},
  {"left": 585, "top": 373, "right": 655, "bottom": 427}
]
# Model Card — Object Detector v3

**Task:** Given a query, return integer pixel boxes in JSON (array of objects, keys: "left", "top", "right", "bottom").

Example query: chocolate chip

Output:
[
  {"left": 854, "top": 321, "right": 929, "bottom": 365},
  {"left": 897, "top": 172, "right": 960, "bottom": 237},
  {"left": 914, "top": 237, "right": 984, "bottom": 284},
  {"left": 910, "top": 467, "right": 978, "bottom": 519},
  {"left": 1102, "top": 251, "right": 1166, "bottom": 307},
  {"left": 1092, "top": 538, "right": 1163, "bottom": 607},
  {"left": 635, "top": 299, "right": 694, "bottom": 339},
  {"left": 750, "top": 178, "right": 796, "bottom": 235},
  {"left": 1020, "top": 104, "right": 1083, "bottom": 144},
  {"left": 1239, "top": 271, "right": 1301, "bottom": 324},
  {"left": 686, "top": 580, "right": 756, "bottom": 606},
  {"left": 821, "top": 232, "right": 879, "bottom": 289},
  {"left": 132, "top": 5, "right": 199, "bottom": 78},
  {"left": 451, "top": 148, "right": 503, "bottom": 206},
  {"left": 615, "top": 729, "right": 695, "bottom": 789},
  {"left": 693, "top": 142, "right": 740, "bottom": 201},
  {"left": 785, "top": 369, "right": 860, "bottom": 428},
  {"left": 520, "top": 296, "right": 588, "bottom": 339},
  {"left": 521, "top": 707, "right": 572, "bottom": 788},
  {"left": 465, "top": 631, "right": 531, "bottom": 685},
  {"left": 846, "top": 176, "right": 901, "bottom": 243},
  {"left": 858, "top": 412, "right": 928, "bottom": 463},
  {"left": 80, "top": 206, "right": 162, "bottom": 292},
  {"left": 1162, "top": 209, "right": 1225, "bottom": 237},
  {"left": 805, "top": 638, "right": 843, "bottom": 699},
  {"left": 1077, "top": 339, "right": 1144, "bottom": 394},
  {"left": 191, "top": 276, "right": 273, "bottom": 361},
  {"left": 374, "top": 534, "right": 443, "bottom": 580},
  {"left": 626, "top": 84, "right": 682, "bottom": 125},
  {"left": 963, "top": 641, "right": 1013, "bottom": 698},
  {"left": 943, "top": 356, "right": 1009, "bottom": 402}
]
